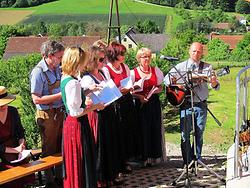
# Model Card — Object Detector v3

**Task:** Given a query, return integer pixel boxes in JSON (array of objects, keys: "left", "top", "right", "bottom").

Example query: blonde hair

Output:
[
  {"left": 136, "top": 47, "right": 152, "bottom": 62},
  {"left": 61, "top": 47, "right": 87, "bottom": 76}
]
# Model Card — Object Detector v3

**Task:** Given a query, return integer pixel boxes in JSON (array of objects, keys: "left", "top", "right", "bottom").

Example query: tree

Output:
[
  {"left": 176, "top": 17, "right": 212, "bottom": 34},
  {"left": 47, "top": 23, "right": 64, "bottom": 37},
  {"left": 235, "top": 0, "right": 250, "bottom": 14},
  {"left": 0, "top": 54, "right": 41, "bottom": 148},
  {"left": 135, "top": 19, "right": 160, "bottom": 34},
  {"left": 175, "top": 8, "right": 192, "bottom": 20},
  {"left": 12, "top": 0, "right": 29, "bottom": 7},
  {"left": 34, "top": 20, "right": 47, "bottom": 36},
  {"left": 207, "top": 38, "right": 230, "bottom": 61},
  {"left": 230, "top": 32, "right": 250, "bottom": 61}
]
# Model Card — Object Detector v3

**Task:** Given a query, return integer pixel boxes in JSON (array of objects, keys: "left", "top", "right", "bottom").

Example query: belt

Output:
[
  {"left": 194, "top": 100, "right": 207, "bottom": 104},
  {"left": 38, "top": 106, "right": 64, "bottom": 112}
]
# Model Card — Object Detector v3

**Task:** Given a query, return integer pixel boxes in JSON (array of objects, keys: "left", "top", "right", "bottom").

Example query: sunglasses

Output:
[{"left": 99, "top": 57, "right": 105, "bottom": 62}]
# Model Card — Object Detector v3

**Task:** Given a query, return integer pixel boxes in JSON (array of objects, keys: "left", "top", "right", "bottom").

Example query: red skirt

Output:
[
  {"left": 87, "top": 111, "right": 98, "bottom": 144},
  {"left": 63, "top": 115, "right": 84, "bottom": 188}
]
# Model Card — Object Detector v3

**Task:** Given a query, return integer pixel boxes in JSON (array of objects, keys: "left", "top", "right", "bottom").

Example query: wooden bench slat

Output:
[{"left": 0, "top": 154, "right": 62, "bottom": 185}]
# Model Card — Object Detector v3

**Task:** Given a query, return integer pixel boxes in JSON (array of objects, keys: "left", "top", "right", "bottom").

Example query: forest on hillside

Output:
[
  {"left": 0, "top": 0, "right": 55, "bottom": 8},
  {"left": 143, "top": 0, "right": 250, "bottom": 13}
]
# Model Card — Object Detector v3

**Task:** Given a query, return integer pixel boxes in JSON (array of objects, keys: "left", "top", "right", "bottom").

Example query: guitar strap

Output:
[{"left": 198, "top": 61, "right": 204, "bottom": 74}]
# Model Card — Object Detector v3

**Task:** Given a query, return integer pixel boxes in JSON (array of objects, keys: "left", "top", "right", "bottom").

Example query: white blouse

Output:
[
  {"left": 130, "top": 66, "right": 164, "bottom": 85},
  {"left": 80, "top": 73, "right": 106, "bottom": 91},
  {"left": 102, "top": 62, "right": 131, "bottom": 80},
  {"left": 62, "top": 75, "right": 84, "bottom": 117}
]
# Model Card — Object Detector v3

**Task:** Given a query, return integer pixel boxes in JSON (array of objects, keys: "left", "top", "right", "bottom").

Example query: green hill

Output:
[{"left": 0, "top": 0, "right": 183, "bottom": 32}]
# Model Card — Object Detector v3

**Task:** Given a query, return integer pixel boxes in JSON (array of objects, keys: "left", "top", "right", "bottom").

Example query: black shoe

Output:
[
  {"left": 45, "top": 181, "right": 59, "bottom": 188},
  {"left": 123, "top": 164, "right": 132, "bottom": 174},
  {"left": 113, "top": 173, "right": 124, "bottom": 185}
]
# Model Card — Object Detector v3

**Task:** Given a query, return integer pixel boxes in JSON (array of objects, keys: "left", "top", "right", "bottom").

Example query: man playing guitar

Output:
[{"left": 164, "top": 42, "right": 220, "bottom": 165}]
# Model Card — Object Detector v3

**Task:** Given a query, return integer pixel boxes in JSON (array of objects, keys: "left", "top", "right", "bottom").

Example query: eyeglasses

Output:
[
  {"left": 99, "top": 57, "right": 105, "bottom": 63},
  {"left": 140, "top": 56, "right": 150, "bottom": 59}
]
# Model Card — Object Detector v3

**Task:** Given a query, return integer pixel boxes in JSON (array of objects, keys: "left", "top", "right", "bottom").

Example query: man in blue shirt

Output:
[{"left": 30, "top": 40, "right": 64, "bottom": 187}]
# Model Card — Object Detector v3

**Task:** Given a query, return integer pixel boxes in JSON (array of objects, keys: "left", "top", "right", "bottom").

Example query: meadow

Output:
[
  {"left": 0, "top": 0, "right": 183, "bottom": 32},
  {"left": 21, "top": 14, "right": 167, "bottom": 32}
]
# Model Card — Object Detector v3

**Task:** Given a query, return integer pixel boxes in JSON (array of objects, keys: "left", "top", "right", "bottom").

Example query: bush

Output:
[
  {"left": 230, "top": 32, "right": 250, "bottom": 61},
  {"left": 0, "top": 54, "right": 41, "bottom": 148},
  {"left": 235, "top": 0, "right": 250, "bottom": 14},
  {"left": 135, "top": 19, "right": 160, "bottom": 34},
  {"left": 207, "top": 38, "right": 230, "bottom": 61}
]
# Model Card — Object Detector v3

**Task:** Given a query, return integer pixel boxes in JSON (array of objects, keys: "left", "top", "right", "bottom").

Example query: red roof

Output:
[
  {"left": 213, "top": 23, "right": 231, "bottom": 30},
  {"left": 3, "top": 36, "right": 101, "bottom": 59},
  {"left": 211, "top": 34, "right": 244, "bottom": 49}
]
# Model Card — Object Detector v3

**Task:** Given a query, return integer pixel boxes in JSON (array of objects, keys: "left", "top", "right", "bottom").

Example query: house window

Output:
[
  {"left": 123, "top": 37, "right": 127, "bottom": 42},
  {"left": 128, "top": 44, "right": 132, "bottom": 48}
]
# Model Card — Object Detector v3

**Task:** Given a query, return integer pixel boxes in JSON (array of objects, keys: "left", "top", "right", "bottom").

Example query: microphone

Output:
[{"left": 160, "top": 55, "right": 179, "bottom": 61}]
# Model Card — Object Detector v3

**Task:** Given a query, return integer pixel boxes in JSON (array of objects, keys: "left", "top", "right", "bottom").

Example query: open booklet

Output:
[
  {"left": 146, "top": 86, "right": 159, "bottom": 100},
  {"left": 10, "top": 149, "right": 31, "bottom": 164},
  {"left": 133, "top": 77, "right": 147, "bottom": 93},
  {"left": 120, "top": 76, "right": 133, "bottom": 89},
  {"left": 90, "top": 79, "right": 122, "bottom": 106}
]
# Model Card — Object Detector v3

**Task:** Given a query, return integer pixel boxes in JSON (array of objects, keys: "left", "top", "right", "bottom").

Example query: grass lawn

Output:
[{"left": 164, "top": 66, "right": 250, "bottom": 154}]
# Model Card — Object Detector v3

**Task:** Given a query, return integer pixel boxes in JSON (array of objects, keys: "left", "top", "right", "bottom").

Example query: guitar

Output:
[
  {"left": 166, "top": 67, "right": 230, "bottom": 106},
  {"left": 165, "top": 85, "right": 187, "bottom": 106}
]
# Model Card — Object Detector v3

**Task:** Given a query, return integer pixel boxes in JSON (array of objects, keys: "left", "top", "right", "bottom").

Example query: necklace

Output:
[
  {"left": 139, "top": 65, "right": 151, "bottom": 74},
  {"left": 111, "top": 64, "right": 121, "bottom": 72}
]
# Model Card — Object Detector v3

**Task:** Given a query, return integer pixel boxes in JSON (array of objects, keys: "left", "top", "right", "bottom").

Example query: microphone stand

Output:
[
  {"left": 170, "top": 64, "right": 221, "bottom": 127},
  {"left": 165, "top": 59, "right": 225, "bottom": 187}
]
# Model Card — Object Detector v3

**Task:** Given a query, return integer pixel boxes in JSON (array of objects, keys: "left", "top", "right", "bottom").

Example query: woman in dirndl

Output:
[
  {"left": 81, "top": 45, "right": 121, "bottom": 187},
  {"left": 131, "top": 47, "right": 166, "bottom": 166},
  {"left": 60, "top": 47, "right": 104, "bottom": 188},
  {"left": 102, "top": 42, "right": 138, "bottom": 175}
]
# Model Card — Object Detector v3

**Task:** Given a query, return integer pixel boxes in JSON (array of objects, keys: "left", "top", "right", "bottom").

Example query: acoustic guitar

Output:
[
  {"left": 165, "top": 85, "right": 187, "bottom": 106},
  {"left": 166, "top": 67, "right": 230, "bottom": 106}
]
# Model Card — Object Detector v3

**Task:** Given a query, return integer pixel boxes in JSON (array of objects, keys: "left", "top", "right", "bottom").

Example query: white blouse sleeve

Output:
[
  {"left": 130, "top": 69, "right": 135, "bottom": 83},
  {"left": 155, "top": 66, "right": 164, "bottom": 85},
  {"left": 65, "top": 79, "right": 84, "bottom": 117},
  {"left": 123, "top": 63, "right": 131, "bottom": 77},
  {"left": 80, "top": 75, "right": 96, "bottom": 91},
  {"left": 101, "top": 67, "right": 111, "bottom": 80}
]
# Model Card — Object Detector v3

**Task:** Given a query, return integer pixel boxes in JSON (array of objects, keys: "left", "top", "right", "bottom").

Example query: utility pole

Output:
[{"left": 107, "top": 0, "right": 121, "bottom": 44}]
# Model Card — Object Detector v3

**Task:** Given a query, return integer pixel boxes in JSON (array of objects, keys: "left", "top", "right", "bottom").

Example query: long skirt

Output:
[
  {"left": 88, "top": 104, "right": 120, "bottom": 182},
  {"left": 114, "top": 93, "right": 139, "bottom": 167},
  {"left": 63, "top": 115, "right": 96, "bottom": 188},
  {"left": 134, "top": 94, "right": 163, "bottom": 160}
]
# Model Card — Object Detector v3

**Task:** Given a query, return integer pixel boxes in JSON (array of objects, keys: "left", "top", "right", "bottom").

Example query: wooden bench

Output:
[{"left": 0, "top": 153, "right": 62, "bottom": 185}]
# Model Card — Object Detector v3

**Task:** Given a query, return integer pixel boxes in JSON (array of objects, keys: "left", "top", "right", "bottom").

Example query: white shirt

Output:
[{"left": 62, "top": 75, "right": 84, "bottom": 117}]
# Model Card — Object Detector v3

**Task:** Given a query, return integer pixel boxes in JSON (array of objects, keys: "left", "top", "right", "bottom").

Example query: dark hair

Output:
[
  {"left": 105, "top": 41, "right": 126, "bottom": 63},
  {"left": 41, "top": 40, "right": 65, "bottom": 58},
  {"left": 85, "top": 45, "right": 105, "bottom": 72}
]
